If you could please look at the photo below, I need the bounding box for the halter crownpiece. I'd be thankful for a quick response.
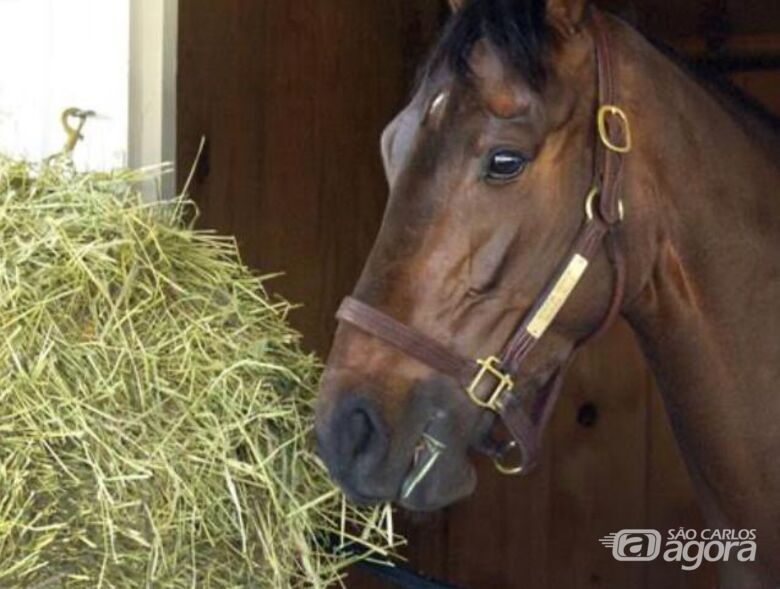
[336,8,631,477]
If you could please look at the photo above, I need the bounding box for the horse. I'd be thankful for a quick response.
[314,0,780,586]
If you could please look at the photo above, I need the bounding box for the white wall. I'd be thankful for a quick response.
[129,0,178,197]
[0,0,130,169]
[0,0,177,193]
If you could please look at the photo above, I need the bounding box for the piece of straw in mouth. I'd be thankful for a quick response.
[0,155,397,588]
[400,434,447,500]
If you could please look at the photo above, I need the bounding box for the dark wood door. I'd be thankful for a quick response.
[177,0,446,355]
[178,2,779,587]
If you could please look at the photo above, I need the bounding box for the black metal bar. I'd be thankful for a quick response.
[692,53,780,73]
[321,532,466,589]
[355,560,467,589]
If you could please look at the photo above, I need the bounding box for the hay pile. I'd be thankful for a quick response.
[0,157,396,588]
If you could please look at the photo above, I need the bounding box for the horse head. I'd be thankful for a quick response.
[316,0,631,511]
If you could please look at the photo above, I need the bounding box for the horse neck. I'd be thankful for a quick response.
[613,20,780,580]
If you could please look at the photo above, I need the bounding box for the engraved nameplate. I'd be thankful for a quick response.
[526,254,589,339]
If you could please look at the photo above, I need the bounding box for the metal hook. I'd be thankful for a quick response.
[61,107,96,154]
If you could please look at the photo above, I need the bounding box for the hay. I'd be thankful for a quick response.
[0,156,398,588]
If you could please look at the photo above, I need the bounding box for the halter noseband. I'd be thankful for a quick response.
[336,9,631,476]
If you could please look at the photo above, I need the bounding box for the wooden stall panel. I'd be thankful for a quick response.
[177,0,444,355]
[546,322,649,589]
[732,70,780,117]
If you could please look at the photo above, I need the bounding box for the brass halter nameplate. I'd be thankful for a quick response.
[526,254,590,339]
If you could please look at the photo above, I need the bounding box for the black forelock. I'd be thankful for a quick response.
[428,0,549,89]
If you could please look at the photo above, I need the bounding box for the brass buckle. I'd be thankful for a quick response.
[466,356,514,411]
[598,105,632,154]
[492,440,526,476]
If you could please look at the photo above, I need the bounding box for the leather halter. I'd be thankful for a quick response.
[336,9,631,476]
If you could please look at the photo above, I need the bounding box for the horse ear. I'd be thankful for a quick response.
[545,0,589,36]
[448,0,465,13]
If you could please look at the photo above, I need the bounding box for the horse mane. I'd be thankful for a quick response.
[427,0,549,89]
[423,0,780,143]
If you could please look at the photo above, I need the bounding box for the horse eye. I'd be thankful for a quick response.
[485,149,527,182]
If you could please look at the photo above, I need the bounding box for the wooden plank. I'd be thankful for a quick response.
[177,0,444,356]
[443,457,551,588]
[545,322,648,589]
[600,0,780,39]
[731,70,780,115]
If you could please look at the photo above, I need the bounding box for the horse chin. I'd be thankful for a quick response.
[330,451,476,512]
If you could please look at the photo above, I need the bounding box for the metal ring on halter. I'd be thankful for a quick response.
[585,187,625,223]
[585,187,600,221]
[492,440,526,476]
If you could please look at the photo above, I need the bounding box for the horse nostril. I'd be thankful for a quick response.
[328,397,388,473]
[347,409,372,457]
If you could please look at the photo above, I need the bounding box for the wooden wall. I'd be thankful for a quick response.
[177,0,446,355]
[177,2,779,587]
